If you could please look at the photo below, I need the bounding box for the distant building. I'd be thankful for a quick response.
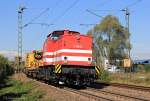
[104,58,120,72]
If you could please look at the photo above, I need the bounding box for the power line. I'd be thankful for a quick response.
[125,0,143,8]
[44,0,65,22]
[43,0,80,36]
[51,0,80,23]
[88,0,143,14]
[85,0,116,18]
[51,0,65,14]
[80,24,98,26]
[26,23,54,27]
[24,8,49,27]
[80,23,98,35]
[46,0,63,19]
[23,22,53,28]
[90,9,121,12]
[86,9,103,18]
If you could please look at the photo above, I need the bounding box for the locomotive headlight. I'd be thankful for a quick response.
[88,58,92,64]
[64,56,68,64]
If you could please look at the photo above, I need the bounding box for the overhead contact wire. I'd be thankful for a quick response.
[51,0,80,24]
[126,0,143,8]
[24,8,49,27]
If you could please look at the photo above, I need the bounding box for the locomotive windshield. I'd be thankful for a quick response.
[49,31,64,40]
[51,34,60,40]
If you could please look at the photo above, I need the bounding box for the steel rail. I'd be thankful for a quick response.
[27,75,150,101]
[87,87,150,101]
[96,82,150,92]
[63,87,114,101]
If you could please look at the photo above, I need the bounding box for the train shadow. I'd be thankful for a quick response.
[43,80,87,90]
[87,82,110,89]
[66,85,87,90]
[63,82,109,90]
[30,77,109,90]
[42,80,109,90]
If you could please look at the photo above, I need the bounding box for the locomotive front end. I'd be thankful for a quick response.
[42,30,100,86]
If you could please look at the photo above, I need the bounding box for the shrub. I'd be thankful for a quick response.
[0,55,14,82]
[144,65,150,72]
[99,69,110,82]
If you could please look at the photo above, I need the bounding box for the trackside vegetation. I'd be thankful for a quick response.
[0,80,45,101]
[0,55,46,101]
[0,55,14,83]
[98,65,150,87]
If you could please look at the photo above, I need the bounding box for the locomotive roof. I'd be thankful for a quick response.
[47,30,80,37]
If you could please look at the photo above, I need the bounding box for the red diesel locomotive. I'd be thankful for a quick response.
[25,30,101,86]
[43,30,92,65]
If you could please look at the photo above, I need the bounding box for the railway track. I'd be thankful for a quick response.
[63,87,114,101]
[86,87,150,101]
[35,80,114,101]
[95,82,150,92]
[28,76,150,101]
[63,87,150,101]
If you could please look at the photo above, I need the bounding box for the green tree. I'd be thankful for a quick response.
[88,15,131,66]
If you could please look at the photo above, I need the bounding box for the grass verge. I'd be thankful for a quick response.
[98,72,150,87]
[0,79,44,101]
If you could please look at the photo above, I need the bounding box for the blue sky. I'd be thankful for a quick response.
[0,0,149,60]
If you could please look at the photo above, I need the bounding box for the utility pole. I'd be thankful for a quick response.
[122,8,132,74]
[122,8,130,59]
[18,5,26,72]
[17,6,51,73]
